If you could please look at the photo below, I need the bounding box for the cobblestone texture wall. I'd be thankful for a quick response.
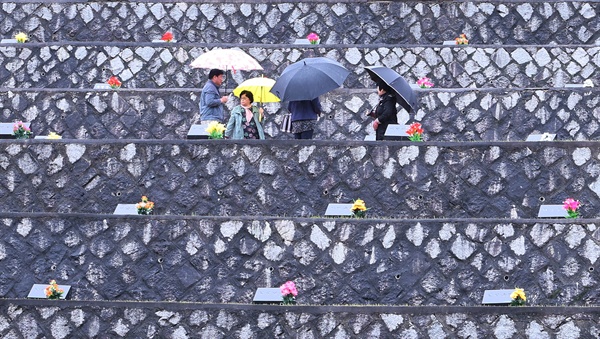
[0,215,599,306]
[1,141,600,218]
[2,88,599,141]
[0,45,599,89]
[1,301,599,338]
[1,2,599,45]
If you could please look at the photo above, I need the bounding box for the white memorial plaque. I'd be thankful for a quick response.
[0,122,30,139]
[93,83,112,90]
[384,124,410,141]
[565,84,585,88]
[152,39,177,43]
[538,205,568,218]
[0,39,18,44]
[481,289,513,305]
[325,203,354,217]
[187,124,210,139]
[526,133,556,141]
[113,204,138,215]
[442,41,456,45]
[364,135,376,141]
[252,288,281,304]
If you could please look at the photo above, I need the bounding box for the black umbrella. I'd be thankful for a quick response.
[270,57,350,101]
[365,66,418,113]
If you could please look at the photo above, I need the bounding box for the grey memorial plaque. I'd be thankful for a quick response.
[93,83,112,90]
[187,124,210,139]
[325,203,354,217]
[113,204,138,215]
[253,288,281,304]
[0,122,31,139]
[384,124,410,141]
[481,289,513,305]
[28,284,71,299]
[538,205,568,218]
[526,133,556,141]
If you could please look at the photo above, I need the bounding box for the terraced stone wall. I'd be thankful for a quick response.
[0,45,598,89]
[1,215,599,306]
[1,301,599,338]
[0,2,598,45]
[2,141,600,218]
[1,88,599,141]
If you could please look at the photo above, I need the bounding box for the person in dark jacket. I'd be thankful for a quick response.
[366,82,398,140]
[288,97,322,139]
[200,69,229,123]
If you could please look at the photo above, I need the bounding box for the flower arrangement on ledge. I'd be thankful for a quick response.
[307,32,319,44]
[351,199,368,218]
[15,32,28,43]
[136,196,154,215]
[13,121,32,139]
[206,121,226,139]
[107,76,122,89]
[406,122,424,141]
[563,198,580,218]
[510,287,526,306]
[455,33,468,45]
[417,77,434,89]
[161,32,174,42]
[45,280,64,300]
[280,281,298,305]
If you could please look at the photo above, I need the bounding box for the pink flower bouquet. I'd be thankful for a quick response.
[417,77,434,89]
[563,198,580,218]
[280,280,298,305]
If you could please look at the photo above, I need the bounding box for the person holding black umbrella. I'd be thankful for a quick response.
[288,97,322,139]
[366,82,398,140]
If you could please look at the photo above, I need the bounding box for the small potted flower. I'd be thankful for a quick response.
[563,198,581,218]
[280,281,298,305]
[351,199,368,218]
[510,287,526,306]
[455,33,468,45]
[13,121,32,139]
[136,196,154,215]
[45,280,64,300]
[107,76,122,89]
[417,77,434,89]
[307,32,319,45]
[406,122,424,141]
[15,32,28,43]
[206,121,226,139]
[583,79,594,88]
[161,32,174,42]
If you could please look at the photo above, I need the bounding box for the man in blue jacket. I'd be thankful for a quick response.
[200,69,229,123]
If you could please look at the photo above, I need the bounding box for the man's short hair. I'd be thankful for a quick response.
[377,81,392,93]
[208,69,225,79]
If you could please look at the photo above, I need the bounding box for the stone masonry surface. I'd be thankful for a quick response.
[1,141,600,219]
[1,88,600,141]
[0,45,599,89]
[1,301,600,338]
[0,2,599,45]
[1,214,599,306]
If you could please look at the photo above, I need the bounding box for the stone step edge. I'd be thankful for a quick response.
[1,298,598,315]
[1,87,597,93]
[0,212,588,224]
[1,41,598,48]
[1,139,600,147]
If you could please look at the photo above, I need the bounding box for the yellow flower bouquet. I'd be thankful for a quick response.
[351,199,368,218]
[510,287,526,306]
[206,121,226,139]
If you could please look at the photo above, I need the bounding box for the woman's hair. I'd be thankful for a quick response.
[240,90,254,103]
[377,82,392,93]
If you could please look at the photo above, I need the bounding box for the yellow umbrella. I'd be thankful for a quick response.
[233,76,280,104]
